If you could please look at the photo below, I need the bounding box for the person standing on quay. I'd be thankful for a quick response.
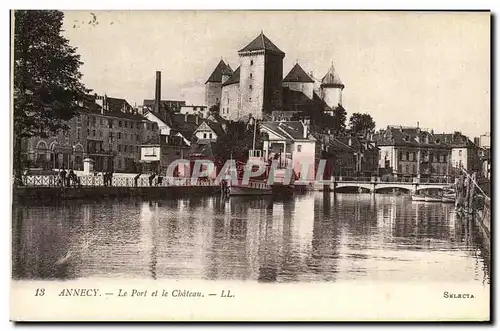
[60,166,67,187]
[67,169,74,187]
[149,172,156,186]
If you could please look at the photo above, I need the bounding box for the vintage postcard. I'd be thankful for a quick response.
[10,10,491,322]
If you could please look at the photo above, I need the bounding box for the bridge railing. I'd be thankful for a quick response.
[331,176,452,184]
[21,175,218,188]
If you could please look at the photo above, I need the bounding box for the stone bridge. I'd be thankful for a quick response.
[327,177,451,194]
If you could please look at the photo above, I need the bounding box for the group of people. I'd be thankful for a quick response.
[58,167,80,187]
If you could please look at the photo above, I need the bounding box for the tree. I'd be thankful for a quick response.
[349,112,376,138]
[213,120,264,166]
[209,103,220,115]
[13,10,89,184]
[332,104,347,135]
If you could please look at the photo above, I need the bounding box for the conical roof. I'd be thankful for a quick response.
[283,63,314,83]
[321,63,344,88]
[206,60,233,84]
[223,64,233,75]
[238,32,285,55]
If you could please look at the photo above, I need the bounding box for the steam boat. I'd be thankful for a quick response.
[228,119,294,196]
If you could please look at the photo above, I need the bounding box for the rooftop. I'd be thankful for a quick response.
[283,63,314,83]
[321,63,344,88]
[206,60,234,84]
[238,32,285,56]
[222,66,240,86]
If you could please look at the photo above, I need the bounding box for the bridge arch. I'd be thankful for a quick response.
[373,185,412,193]
[334,183,373,192]
[415,185,448,193]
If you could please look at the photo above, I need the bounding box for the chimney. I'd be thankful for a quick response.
[155,71,161,114]
[184,113,188,122]
[301,120,308,138]
[417,121,419,128]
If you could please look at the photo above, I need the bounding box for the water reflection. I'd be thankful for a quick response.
[12,194,490,284]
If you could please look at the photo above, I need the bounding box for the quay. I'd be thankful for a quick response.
[14,174,220,202]
[13,185,219,202]
[14,173,454,201]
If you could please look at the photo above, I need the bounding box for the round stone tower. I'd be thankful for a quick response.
[320,63,345,109]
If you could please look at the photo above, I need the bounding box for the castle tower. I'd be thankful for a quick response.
[238,32,285,120]
[320,63,345,109]
[282,63,315,100]
[205,60,233,110]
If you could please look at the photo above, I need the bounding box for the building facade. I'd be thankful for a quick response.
[180,105,209,118]
[24,94,158,173]
[374,126,453,179]
[205,60,233,110]
[433,132,482,175]
[261,121,317,181]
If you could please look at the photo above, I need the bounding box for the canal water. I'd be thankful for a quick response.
[12,193,490,284]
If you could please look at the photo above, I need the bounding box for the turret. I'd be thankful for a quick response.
[320,62,345,109]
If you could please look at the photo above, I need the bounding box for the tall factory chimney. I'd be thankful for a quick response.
[154,71,161,114]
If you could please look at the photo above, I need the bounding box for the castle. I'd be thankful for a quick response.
[205,31,345,121]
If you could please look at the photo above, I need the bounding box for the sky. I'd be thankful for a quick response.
[61,11,490,138]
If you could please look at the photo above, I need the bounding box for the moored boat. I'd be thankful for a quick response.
[229,180,273,196]
[411,195,426,202]
[441,196,455,203]
[424,196,442,202]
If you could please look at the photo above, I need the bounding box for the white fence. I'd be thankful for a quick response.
[22,175,217,188]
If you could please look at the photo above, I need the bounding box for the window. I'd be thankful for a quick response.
[409,152,414,161]
[109,132,114,143]
[119,121,122,127]
[250,60,254,65]
[249,97,252,102]
[249,85,252,90]
[77,128,81,139]
[399,151,403,161]
[118,132,121,139]
[136,134,139,141]
[209,133,213,139]
[297,144,302,152]
[108,143,112,151]
[108,120,113,129]
[118,145,121,152]
[125,121,128,128]
[406,152,409,161]
[203,133,207,139]
[87,129,90,136]
[100,118,104,125]
[92,130,96,136]
[444,154,447,163]
[458,150,462,156]
[250,73,253,78]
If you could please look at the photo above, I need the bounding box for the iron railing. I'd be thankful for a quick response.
[21,175,218,188]
[330,176,451,184]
